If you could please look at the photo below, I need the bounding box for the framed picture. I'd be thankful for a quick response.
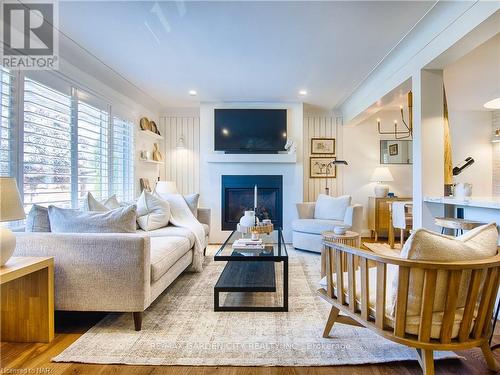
[310,157,336,178]
[311,138,335,154]
[388,143,399,156]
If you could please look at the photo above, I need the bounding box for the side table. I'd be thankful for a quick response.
[321,231,361,278]
[1,256,54,343]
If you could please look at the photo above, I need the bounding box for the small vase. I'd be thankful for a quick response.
[239,211,256,227]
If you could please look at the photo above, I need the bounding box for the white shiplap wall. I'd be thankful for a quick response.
[161,116,200,194]
[303,115,343,202]
[493,110,500,196]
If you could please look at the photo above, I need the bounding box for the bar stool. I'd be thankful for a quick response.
[434,217,485,236]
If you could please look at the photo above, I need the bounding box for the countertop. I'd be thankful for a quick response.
[424,196,500,210]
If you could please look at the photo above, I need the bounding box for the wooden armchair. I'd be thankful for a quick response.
[318,241,500,375]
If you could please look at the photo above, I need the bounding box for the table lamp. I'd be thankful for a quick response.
[155,181,178,194]
[371,167,394,198]
[0,177,25,265]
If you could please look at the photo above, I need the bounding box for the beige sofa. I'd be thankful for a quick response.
[14,208,210,331]
[292,202,363,253]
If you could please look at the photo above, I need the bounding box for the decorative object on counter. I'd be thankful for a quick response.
[140,178,152,192]
[140,117,150,131]
[311,138,335,154]
[150,121,160,136]
[371,166,393,198]
[155,181,178,194]
[454,182,472,199]
[377,91,413,139]
[152,143,163,161]
[0,177,26,265]
[310,157,337,178]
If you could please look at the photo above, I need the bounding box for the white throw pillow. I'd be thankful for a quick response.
[183,193,200,217]
[136,190,171,231]
[48,205,137,233]
[102,195,121,210]
[389,223,499,318]
[314,194,351,221]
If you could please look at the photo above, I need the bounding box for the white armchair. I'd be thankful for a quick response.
[292,196,363,253]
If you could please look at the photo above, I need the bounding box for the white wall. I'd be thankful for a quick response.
[199,102,303,243]
[343,110,413,236]
[448,110,493,197]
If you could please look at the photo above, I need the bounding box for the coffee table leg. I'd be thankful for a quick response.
[283,258,288,312]
[214,289,220,311]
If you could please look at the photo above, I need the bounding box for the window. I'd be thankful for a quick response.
[1,70,137,211]
[0,67,14,176]
[23,77,72,209]
[111,116,134,201]
[77,100,109,204]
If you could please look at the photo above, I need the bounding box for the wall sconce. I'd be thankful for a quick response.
[176,136,185,149]
[492,129,500,143]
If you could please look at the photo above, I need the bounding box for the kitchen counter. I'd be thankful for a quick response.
[424,196,500,210]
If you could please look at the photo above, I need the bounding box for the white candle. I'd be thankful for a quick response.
[254,185,257,210]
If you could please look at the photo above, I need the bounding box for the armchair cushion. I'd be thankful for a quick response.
[292,219,344,235]
[393,223,499,318]
[314,194,351,221]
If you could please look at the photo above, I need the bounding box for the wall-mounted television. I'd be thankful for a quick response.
[214,109,287,153]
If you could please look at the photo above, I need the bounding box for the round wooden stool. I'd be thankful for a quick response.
[322,230,361,248]
[434,217,485,236]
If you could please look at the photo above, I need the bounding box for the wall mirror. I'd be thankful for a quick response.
[380,140,413,164]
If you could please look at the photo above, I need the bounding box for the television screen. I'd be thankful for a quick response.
[214,109,287,152]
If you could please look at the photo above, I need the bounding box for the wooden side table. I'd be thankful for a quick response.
[1,257,54,343]
[321,231,360,278]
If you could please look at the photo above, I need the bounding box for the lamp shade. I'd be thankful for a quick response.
[155,181,178,194]
[0,177,25,222]
[371,167,394,182]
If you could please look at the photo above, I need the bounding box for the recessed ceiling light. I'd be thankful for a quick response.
[299,90,307,96]
[189,90,197,96]
[484,97,500,109]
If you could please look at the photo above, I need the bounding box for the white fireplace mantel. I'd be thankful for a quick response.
[205,153,296,164]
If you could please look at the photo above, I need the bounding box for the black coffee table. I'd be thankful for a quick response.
[214,229,288,312]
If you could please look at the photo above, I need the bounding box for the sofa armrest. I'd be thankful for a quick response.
[296,202,315,219]
[344,204,363,235]
[14,232,151,312]
[197,208,211,228]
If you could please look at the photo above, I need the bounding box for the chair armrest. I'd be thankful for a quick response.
[197,208,211,228]
[343,204,363,234]
[14,232,151,312]
[296,202,315,219]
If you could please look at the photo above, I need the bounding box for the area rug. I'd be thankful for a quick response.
[53,248,458,366]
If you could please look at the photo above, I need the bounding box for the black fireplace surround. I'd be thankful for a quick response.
[221,175,283,231]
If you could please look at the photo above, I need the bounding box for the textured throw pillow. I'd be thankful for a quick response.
[82,192,108,212]
[183,193,200,217]
[48,205,137,233]
[314,194,351,221]
[389,223,499,318]
[25,205,51,232]
[102,195,121,210]
[136,190,171,231]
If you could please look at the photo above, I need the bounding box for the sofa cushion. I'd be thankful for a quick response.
[138,225,196,248]
[150,236,191,282]
[292,219,344,235]
[314,194,351,221]
[48,205,137,233]
[136,190,171,231]
[25,205,51,232]
[183,193,200,217]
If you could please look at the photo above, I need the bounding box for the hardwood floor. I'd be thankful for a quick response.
[2,244,499,374]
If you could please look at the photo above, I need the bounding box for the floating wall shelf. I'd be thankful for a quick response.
[139,159,164,165]
[140,129,164,140]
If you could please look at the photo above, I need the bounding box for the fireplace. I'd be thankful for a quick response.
[221,175,283,230]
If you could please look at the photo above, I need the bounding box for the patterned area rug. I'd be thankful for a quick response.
[53,248,458,366]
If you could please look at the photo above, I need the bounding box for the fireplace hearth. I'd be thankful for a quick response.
[221,175,283,231]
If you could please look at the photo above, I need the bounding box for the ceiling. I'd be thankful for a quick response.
[444,33,500,112]
[58,1,436,109]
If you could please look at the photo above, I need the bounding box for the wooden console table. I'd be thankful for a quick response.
[368,196,411,241]
[1,257,54,343]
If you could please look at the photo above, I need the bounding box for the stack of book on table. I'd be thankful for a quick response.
[232,238,264,250]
